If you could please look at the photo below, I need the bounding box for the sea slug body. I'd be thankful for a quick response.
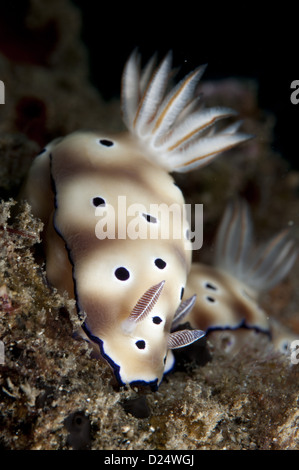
[22,51,251,388]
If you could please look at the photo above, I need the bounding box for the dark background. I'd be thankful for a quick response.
[72,1,299,170]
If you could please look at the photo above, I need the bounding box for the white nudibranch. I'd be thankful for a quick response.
[22,51,251,389]
[185,199,298,351]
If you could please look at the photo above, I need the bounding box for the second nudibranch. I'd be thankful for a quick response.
[22,51,251,389]
[184,199,298,352]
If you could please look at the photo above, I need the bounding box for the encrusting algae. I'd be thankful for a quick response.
[0,0,299,450]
